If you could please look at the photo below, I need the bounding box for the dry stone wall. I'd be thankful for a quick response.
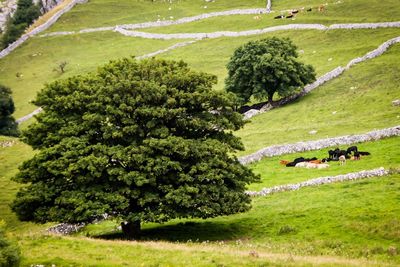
[238,126,400,165]
[246,167,389,197]
[115,22,400,40]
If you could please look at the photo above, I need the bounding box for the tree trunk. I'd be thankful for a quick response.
[267,93,276,107]
[121,220,141,240]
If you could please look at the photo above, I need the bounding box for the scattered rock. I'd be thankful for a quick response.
[392,99,400,106]
[0,140,16,148]
[309,130,318,135]
[332,111,337,115]
[243,109,260,120]
[47,223,85,235]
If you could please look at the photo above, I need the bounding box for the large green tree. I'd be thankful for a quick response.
[225,37,316,106]
[0,85,19,137]
[12,58,259,239]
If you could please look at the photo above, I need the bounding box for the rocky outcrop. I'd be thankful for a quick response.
[0,0,17,31]
[33,0,63,13]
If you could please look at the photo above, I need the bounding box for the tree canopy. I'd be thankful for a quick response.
[12,57,259,239]
[225,37,316,106]
[0,85,19,137]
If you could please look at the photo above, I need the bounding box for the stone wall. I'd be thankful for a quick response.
[0,0,87,59]
[246,167,389,197]
[238,126,400,165]
[116,22,400,40]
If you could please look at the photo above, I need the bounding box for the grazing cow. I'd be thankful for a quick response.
[295,162,308,168]
[359,151,371,156]
[291,10,299,14]
[280,160,290,165]
[274,15,284,19]
[317,163,329,169]
[305,163,318,169]
[307,8,312,11]
[346,146,358,155]
[339,155,346,165]
[286,14,294,18]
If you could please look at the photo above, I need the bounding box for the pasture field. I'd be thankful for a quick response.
[1,28,399,120]
[0,0,399,265]
[1,135,399,266]
[143,0,400,34]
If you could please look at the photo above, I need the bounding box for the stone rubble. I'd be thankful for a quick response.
[0,140,16,147]
[238,126,400,165]
[246,167,389,197]
[0,0,17,31]
[47,222,86,235]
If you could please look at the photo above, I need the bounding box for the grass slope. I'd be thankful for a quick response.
[17,174,400,266]
[0,32,184,118]
[45,0,265,32]
[143,0,400,34]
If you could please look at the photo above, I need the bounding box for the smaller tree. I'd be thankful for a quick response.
[0,85,19,137]
[53,61,68,74]
[225,37,316,106]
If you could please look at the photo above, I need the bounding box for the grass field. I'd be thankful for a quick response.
[0,32,184,118]
[45,0,265,32]
[1,135,399,265]
[142,0,400,34]
[1,28,399,120]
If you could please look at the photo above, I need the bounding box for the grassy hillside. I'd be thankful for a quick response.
[235,43,400,154]
[1,28,399,119]
[1,135,399,265]
[143,0,400,34]
[0,33,183,118]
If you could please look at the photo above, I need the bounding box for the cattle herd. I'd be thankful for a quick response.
[274,5,325,20]
[280,146,371,169]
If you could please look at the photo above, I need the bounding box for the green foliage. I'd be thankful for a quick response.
[225,37,316,105]
[12,58,259,236]
[1,0,40,49]
[0,85,19,137]
[0,221,20,267]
